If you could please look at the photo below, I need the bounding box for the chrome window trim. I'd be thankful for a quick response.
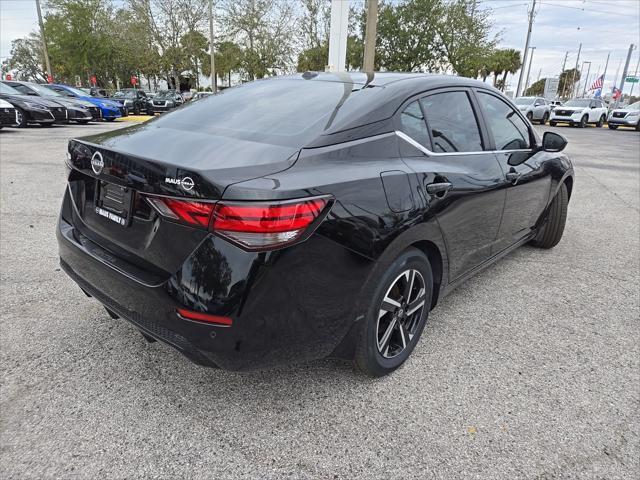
[395,130,533,156]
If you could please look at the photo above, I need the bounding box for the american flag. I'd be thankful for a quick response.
[589,74,604,91]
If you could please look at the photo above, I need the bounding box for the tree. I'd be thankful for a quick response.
[297,44,328,72]
[559,68,581,98]
[220,0,297,80]
[375,0,445,72]
[128,0,209,88]
[438,0,497,77]
[4,34,48,82]
[207,41,242,87]
[181,30,209,89]
[525,78,544,96]
[496,48,522,91]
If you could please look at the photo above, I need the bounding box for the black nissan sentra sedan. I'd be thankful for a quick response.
[57,73,573,376]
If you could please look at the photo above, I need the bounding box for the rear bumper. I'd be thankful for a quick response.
[56,194,372,370]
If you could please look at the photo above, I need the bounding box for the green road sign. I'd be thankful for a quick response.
[625,76,639,83]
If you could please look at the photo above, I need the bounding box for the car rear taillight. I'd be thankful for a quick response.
[145,195,331,251]
[146,197,215,228]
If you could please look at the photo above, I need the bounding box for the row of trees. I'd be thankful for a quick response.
[3,0,527,92]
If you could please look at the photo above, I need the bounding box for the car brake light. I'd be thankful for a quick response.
[145,195,331,250]
[146,197,215,228]
[210,197,330,250]
[176,308,232,326]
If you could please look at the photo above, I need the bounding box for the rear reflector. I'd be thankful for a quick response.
[176,308,233,326]
[145,195,331,251]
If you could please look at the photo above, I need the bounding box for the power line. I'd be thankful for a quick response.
[542,2,631,17]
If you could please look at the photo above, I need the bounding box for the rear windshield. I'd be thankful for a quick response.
[514,97,534,105]
[565,99,590,107]
[151,78,375,147]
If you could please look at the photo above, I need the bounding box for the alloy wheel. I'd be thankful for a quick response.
[376,269,427,359]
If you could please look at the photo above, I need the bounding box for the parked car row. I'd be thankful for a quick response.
[514,95,639,131]
[0,79,194,128]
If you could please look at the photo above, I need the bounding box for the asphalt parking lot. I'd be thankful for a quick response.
[1,122,638,479]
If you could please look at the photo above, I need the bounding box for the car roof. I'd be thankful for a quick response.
[272,72,497,136]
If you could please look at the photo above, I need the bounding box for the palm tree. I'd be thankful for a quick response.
[498,49,522,92]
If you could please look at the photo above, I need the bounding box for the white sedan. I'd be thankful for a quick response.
[550,98,608,128]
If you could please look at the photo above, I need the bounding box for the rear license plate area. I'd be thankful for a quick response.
[95,181,133,226]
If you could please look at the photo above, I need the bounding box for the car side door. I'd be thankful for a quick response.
[474,89,552,252]
[397,89,506,282]
[533,97,544,119]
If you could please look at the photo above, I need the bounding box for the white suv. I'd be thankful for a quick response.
[550,98,608,128]
[514,96,551,125]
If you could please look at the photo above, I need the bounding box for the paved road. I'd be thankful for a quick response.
[1,122,638,479]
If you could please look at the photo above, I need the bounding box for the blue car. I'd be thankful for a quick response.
[44,84,123,121]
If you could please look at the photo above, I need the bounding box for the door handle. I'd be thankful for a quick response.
[426,181,453,196]
[506,172,521,184]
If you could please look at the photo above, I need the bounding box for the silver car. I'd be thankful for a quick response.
[608,101,640,131]
[514,96,551,125]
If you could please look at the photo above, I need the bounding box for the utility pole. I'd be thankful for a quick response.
[363,0,379,71]
[536,67,542,82]
[35,0,53,82]
[524,46,536,94]
[617,43,635,105]
[570,42,582,98]
[559,51,569,98]
[602,51,610,91]
[516,0,537,97]
[209,0,217,93]
[581,61,591,97]
[628,54,639,98]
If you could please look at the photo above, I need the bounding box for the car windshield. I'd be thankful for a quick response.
[113,91,136,99]
[565,99,591,107]
[25,83,64,97]
[155,91,174,99]
[60,86,90,97]
[152,78,379,147]
[514,97,534,105]
[0,83,25,95]
[626,101,640,110]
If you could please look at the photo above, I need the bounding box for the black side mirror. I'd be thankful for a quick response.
[541,131,567,152]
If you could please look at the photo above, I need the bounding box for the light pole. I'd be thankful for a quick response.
[35,0,53,82]
[209,0,217,93]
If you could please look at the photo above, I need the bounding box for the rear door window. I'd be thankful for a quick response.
[419,91,483,153]
[477,92,531,150]
[399,101,429,148]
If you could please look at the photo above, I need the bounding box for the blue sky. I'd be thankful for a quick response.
[1,0,639,93]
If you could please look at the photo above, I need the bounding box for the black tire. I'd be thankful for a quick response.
[539,112,549,125]
[578,115,588,128]
[531,183,568,249]
[636,122,640,132]
[355,248,433,377]
[549,121,557,127]
[526,112,533,122]
[15,108,28,128]
[133,104,140,115]
[608,124,618,130]
[596,115,606,128]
